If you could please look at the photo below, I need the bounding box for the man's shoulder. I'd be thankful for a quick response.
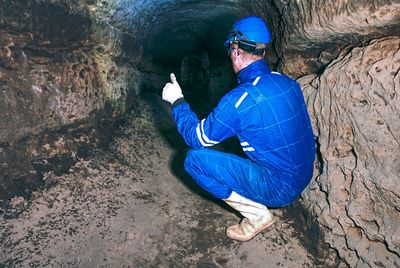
[213,85,250,111]
[266,71,298,86]
[223,84,248,99]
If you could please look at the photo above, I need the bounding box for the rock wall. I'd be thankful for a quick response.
[248,1,400,266]
[1,0,399,266]
[300,35,400,267]
[262,0,400,78]
[0,0,141,199]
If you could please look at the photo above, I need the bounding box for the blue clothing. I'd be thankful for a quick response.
[172,59,315,207]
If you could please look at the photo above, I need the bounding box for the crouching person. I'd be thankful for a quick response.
[162,16,315,241]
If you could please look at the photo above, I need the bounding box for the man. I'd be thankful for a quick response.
[162,16,315,242]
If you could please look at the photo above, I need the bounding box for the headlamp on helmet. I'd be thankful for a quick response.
[224,16,271,56]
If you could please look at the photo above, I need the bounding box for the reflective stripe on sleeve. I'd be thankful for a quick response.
[196,119,219,147]
[241,141,255,152]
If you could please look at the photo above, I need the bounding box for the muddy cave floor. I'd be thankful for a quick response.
[1,94,331,267]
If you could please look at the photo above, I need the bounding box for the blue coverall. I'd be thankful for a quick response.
[172,59,315,207]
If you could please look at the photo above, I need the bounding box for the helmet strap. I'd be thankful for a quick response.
[238,40,265,56]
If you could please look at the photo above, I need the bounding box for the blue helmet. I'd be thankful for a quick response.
[224,16,271,54]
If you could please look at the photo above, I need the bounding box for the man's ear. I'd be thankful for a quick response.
[232,48,240,62]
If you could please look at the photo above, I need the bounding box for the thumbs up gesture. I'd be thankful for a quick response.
[162,73,184,105]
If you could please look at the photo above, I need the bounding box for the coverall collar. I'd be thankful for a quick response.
[237,59,271,84]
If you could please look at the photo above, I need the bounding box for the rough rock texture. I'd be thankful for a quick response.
[251,0,400,77]
[248,1,400,266]
[1,0,399,267]
[300,37,400,267]
[0,0,140,199]
[275,0,400,48]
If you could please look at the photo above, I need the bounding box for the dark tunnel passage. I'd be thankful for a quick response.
[1,0,399,267]
[134,3,271,112]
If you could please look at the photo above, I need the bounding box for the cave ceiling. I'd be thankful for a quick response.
[109,0,251,63]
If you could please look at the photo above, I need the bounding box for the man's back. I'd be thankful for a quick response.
[229,60,315,183]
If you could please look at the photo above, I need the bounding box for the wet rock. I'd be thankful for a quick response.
[301,37,400,267]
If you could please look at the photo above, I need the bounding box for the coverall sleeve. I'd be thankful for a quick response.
[171,96,240,149]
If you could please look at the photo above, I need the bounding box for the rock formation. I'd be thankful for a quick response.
[0,0,399,266]
[0,0,140,198]
[267,1,400,266]
[301,36,400,267]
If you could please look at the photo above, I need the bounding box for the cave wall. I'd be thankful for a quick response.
[246,1,400,266]
[0,0,399,266]
[264,0,400,78]
[0,0,142,198]
[261,1,400,267]
[301,37,400,267]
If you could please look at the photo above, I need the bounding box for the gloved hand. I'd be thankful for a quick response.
[162,73,184,105]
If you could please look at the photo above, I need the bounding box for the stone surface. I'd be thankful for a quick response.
[257,0,400,77]
[0,0,140,199]
[0,0,399,267]
[301,37,400,267]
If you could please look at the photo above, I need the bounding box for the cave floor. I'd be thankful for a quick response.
[1,94,322,267]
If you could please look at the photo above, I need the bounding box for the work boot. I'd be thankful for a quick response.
[223,191,274,241]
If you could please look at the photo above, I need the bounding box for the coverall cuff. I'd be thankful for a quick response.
[171,97,186,108]
[220,190,233,200]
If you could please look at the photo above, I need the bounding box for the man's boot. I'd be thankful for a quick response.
[223,191,274,241]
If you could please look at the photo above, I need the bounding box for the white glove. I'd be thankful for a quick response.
[162,73,184,105]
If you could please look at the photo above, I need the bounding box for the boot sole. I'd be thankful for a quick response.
[227,219,275,242]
